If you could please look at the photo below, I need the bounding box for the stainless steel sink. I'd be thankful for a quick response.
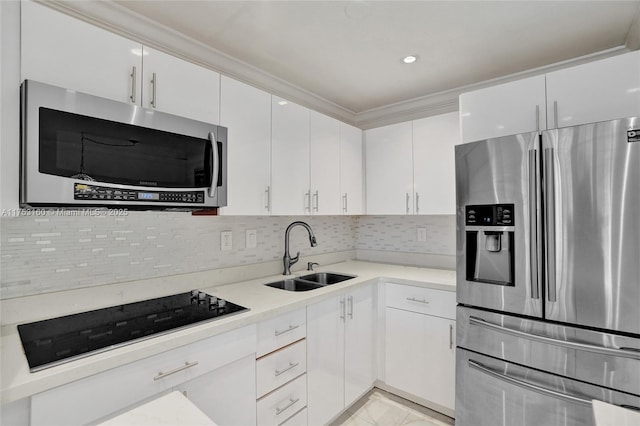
[264,272,357,292]
[297,272,357,285]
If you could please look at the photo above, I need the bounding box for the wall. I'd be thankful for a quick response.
[0,213,357,299]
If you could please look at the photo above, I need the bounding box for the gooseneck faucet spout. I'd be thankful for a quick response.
[283,221,317,275]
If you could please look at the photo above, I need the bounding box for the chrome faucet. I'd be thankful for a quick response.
[283,221,317,275]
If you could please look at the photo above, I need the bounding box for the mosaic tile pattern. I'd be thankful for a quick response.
[0,213,356,299]
[1,213,455,299]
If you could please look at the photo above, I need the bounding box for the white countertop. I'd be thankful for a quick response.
[592,400,640,426]
[0,260,455,403]
[97,391,217,426]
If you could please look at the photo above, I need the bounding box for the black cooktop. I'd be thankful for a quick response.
[17,291,248,372]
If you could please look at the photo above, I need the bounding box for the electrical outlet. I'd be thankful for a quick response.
[221,231,232,251]
[246,229,257,249]
[417,227,427,242]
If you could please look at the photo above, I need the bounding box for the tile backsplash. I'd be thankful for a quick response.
[1,213,455,299]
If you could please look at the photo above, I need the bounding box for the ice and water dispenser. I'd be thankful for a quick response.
[465,204,515,286]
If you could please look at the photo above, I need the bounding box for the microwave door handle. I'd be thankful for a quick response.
[208,132,219,198]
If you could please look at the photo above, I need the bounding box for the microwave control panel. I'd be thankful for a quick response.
[465,204,514,226]
[74,184,205,204]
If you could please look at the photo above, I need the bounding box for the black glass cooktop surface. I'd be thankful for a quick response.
[17,291,248,372]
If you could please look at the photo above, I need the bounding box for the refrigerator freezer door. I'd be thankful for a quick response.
[456,347,640,426]
[543,117,640,335]
[455,132,542,317]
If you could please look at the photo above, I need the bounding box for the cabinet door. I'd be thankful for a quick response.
[21,0,142,104]
[412,112,459,215]
[219,76,272,215]
[385,308,455,412]
[309,111,341,215]
[271,97,311,215]
[340,123,364,215]
[459,75,546,143]
[546,51,640,129]
[178,354,257,426]
[307,296,345,426]
[344,285,375,407]
[141,46,220,124]
[365,122,414,214]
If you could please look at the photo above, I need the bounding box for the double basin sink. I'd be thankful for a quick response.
[265,272,357,292]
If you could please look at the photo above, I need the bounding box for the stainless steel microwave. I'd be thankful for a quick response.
[20,80,227,210]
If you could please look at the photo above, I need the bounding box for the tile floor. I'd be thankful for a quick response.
[330,389,455,426]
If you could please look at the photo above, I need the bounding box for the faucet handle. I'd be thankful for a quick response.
[307,262,319,271]
[290,251,300,265]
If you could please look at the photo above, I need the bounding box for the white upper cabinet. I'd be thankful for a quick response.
[21,0,142,104]
[340,123,364,215]
[271,97,311,215]
[412,112,459,215]
[546,50,640,129]
[459,75,546,143]
[365,122,414,215]
[219,77,272,215]
[141,46,220,124]
[309,111,341,215]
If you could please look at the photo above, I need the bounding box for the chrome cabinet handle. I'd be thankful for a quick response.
[274,324,299,337]
[528,149,541,300]
[406,297,429,304]
[348,296,353,319]
[275,361,300,377]
[340,298,346,321]
[265,186,271,211]
[468,360,591,406]
[342,193,348,213]
[553,100,558,128]
[313,190,319,212]
[405,193,410,214]
[153,361,199,381]
[449,324,454,349]
[130,66,137,103]
[544,148,556,302]
[275,397,300,415]
[304,191,311,212]
[150,72,157,108]
[208,133,219,198]
[469,316,640,359]
[415,192,420,214]
[535,105,540,133]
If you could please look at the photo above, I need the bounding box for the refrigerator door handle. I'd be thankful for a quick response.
[468,359,592,406]
[528,149,541,300]
[544,147,557,302]
[469,316,640,359]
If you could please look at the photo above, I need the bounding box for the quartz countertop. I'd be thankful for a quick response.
[0,260,455,403]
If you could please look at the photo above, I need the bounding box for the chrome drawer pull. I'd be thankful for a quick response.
[275,361,300,377]
[406,297,429,304]
[153,361,198,381]
[274,324,299,337]
[469,316,640,360]
[275,397,300,415]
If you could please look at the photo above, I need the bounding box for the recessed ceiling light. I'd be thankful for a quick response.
[403,55,418,64]
[278,100,288,106]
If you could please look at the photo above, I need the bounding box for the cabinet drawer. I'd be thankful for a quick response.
[280,407,307,426]
[257,309,306,357]
[257,340,307,398]
[31,325,256,426]
[385,283,456,319]
[257,374,307,426]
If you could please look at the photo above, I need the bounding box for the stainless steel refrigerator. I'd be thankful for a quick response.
[454,117,640,425]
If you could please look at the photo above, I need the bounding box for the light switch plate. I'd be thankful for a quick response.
[221,231,232,251]
[246,229,257,249]
[417,227,427,242]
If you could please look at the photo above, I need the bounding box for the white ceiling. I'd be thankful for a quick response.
[57,0,640,127]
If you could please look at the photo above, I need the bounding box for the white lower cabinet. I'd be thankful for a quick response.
[30,325,256,426]
[307,285,375,425]
[257,374,308,426]
[384,283,456,414]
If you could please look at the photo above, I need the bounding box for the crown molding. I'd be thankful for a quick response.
[38,2,635,131]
